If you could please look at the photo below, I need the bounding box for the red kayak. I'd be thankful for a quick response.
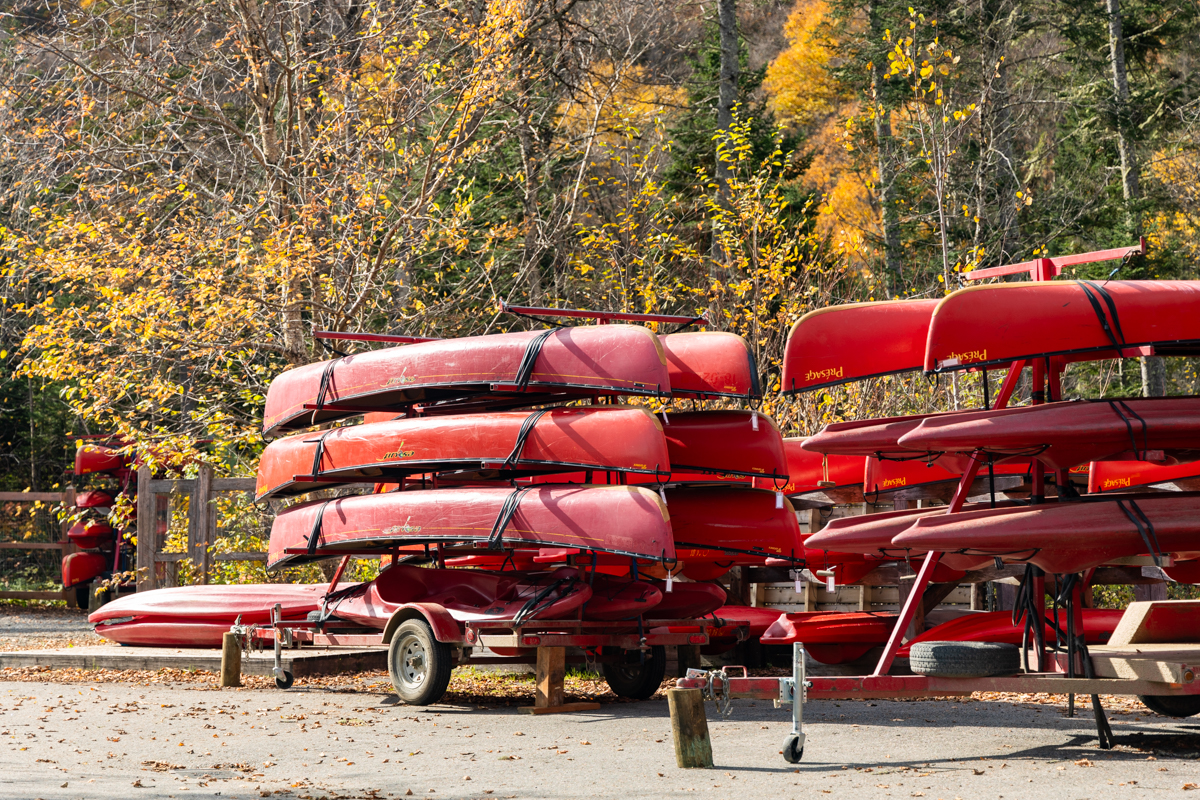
[897,397,1200,471]
[780,439,866,501]
[800,412,976,470]
[91,583,332,647]
[267,485,675,570]
[74,490,115,510]
[656,605,783,654]
[255,407,670,499]
[667,486,804,565]
[1088,459,1200,493]
[897,609,1125,657]
[68,520,116,550]
[782,300,940,393]
[926,280,1200,373]
[893,492,1200,573]
[62,552,109,588]
[263,325,671,437]
[761,611,898,664]
[660,332,759,399]
[75,444,132,478]
[444,550,542,571]
[329,564,594,629]
[1166,559,1200,583]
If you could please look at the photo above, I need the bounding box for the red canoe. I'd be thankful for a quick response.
[893,492,1200,573]
[660,332,759,399]
[263,325,671,437]
[255,407,670,499]
[780,439,866,500]
[782,300,940,393]
[926,280,1200,373]
[75,445,131,478]
[329,564,594,629]
[68,520,116,550]
[864,456,1032,501]
[666,486,804,565]
[800,412,974,467]
[91,583,332,647]
[662,410,787,480]
[1088,459,1200,493]
[897,397,1200,471]
[62,552,109,588]
[267,485,674,570]
[74,490,115,510]
[761,611,898,664]
[897,609,1125,657]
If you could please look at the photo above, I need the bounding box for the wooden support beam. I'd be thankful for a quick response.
[136,467,155,592]
[667,688,714,768]
[220,631,242,687]
[535,646,564,708]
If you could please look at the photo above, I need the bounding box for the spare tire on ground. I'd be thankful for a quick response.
[909,641,1020,678]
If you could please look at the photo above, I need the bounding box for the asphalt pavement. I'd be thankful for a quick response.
[1,677,1198,800]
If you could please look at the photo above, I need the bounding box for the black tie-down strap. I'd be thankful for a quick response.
[1011,563,1047,673]
[306,500,332,556]
[1047,573,1115,749]
[310,356,344,424]
[513,577,582,624]
[1116,498,1164,567]
[502,409,551,470]
[303,428,338,478]
[1106,399,1150,461]
[487,487,532,550]
[1079,280,1128,351]
[513,329,557,390]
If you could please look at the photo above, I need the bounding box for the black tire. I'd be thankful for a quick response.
[782,734,804,764]
[1139,694,1200,718]
[388,618,453,706]
[601,645,666,700]
[72,583,91,610]
[275,670,294,690]
[909,641,1020,678]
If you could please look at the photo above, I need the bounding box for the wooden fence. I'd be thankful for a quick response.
[134,465,261,592]
[0,490,73,602]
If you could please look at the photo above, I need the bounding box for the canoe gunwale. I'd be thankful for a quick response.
[928,337,1200,374]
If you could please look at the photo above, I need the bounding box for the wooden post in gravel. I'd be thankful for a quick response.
[220,631,242,687]
[667,687,713,768]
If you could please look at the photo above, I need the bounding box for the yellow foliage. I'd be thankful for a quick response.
[763,0,846,129]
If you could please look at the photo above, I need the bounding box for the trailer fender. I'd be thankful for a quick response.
[381,603,464,645]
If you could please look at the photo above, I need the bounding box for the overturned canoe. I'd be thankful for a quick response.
[660,331,759,399]
[782,300,940,393]
[864,455,1035,503]
[804,502,1021,556]
[75,444,131,478]
[892,492,1200,573]
[896,609,1124,657]
[1088,459,1200,493]
[667,486,803,564]
[926,280,1200,373]
[897,397,1200,471]
[263,325,671,437]
[267,485,674,570]
[662,410,787,480]
[90,583,332,647]
[781,438,866,501]
[255,407,670,499]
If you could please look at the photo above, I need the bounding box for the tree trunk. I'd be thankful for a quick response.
[1141,356,1167,397]
[711,0,738,274]
[517,105,544,303]
[1106,0,1141,233]
[868,0,901,288]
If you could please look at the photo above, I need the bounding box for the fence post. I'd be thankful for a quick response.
[189,464,214,584]
[136,467,155,592]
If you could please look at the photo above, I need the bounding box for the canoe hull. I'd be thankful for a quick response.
[267,485,675,569]
[663,411,788,480]
[660,332,759,399]
[897,610,1124,657]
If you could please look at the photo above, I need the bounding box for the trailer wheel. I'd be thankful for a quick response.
[275,670,294,690]
[601,646,666,700]
[782,734,804,764]
[1138,694,1200,718]
[388,618,452,706]
[909,641,1020,678]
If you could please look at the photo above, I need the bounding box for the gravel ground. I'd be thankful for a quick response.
[0,604,106,652]
[0,671,1197,800]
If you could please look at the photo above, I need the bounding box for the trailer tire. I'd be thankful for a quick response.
[388,618,452,706]
[909,641,1020,678]
[1138,694,1200,718]
[782,734,804,764]
[275,670,294,690]
[602,646,666,700]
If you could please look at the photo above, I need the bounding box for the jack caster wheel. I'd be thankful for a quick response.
[782,734,804,764]
[275,670,294,690]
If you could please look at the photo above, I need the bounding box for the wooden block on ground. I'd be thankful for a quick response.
[667,687,713,769]
[220,631,242,687]
[534,646,565,708]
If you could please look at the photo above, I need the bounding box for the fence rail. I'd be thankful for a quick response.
[0,490,70,603]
